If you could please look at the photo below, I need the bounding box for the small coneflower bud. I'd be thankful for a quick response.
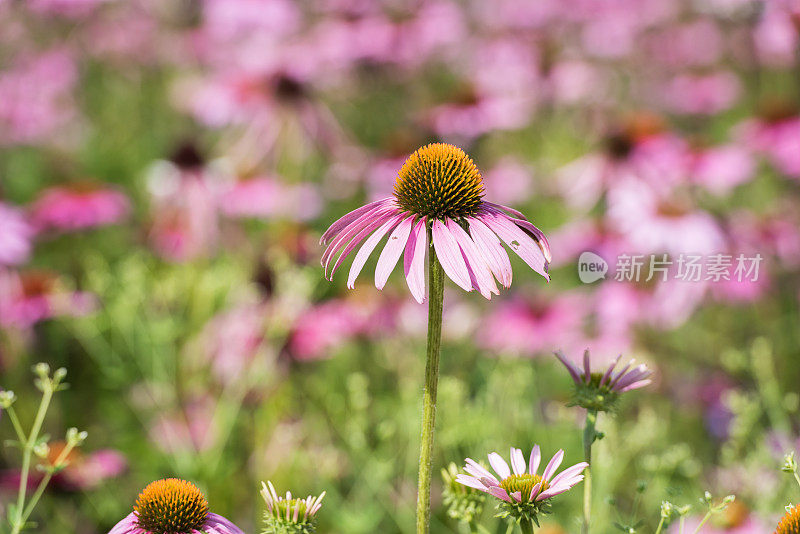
[108,478,244,534]
[441,462,485,523]
[776,504,800,534]
[554,350,652,412]
[260,481,325,534]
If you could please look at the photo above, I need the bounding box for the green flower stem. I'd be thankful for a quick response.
[692,512,712,534]
[582,410,598,534]
[519,519,535,534]
[793,471,800,491]
[19,441,75,524]
[415,236,445,534]
[654,516,666,534]
[11,385,54,534]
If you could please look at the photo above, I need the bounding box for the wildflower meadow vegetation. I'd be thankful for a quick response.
[1,0,800,533]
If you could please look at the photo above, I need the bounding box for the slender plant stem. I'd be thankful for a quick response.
[654,516,666,534]
[519,519,535,534]
[12,386,53,534]
[692,512,712,534]
[5,407,27,443]
[793,472,800,491]
[415,237,445,534]
[19,442,75,523]
[582,410,598,534]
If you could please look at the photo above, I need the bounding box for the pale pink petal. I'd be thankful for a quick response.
[431,219,472,292]
[529,445,541,476]
[554,350,582,384]
[488,486,511,502]
[347,214,403,288]
[467,217,512,287]
[448,218,499,298]
[404,219,428,303]
[322,205,394,272]
[484,202,552,263]
[488,452,511,479]
[328,210,396,278]
[542,449,564,481]
[583,349,591,384]
[510,447,526,475]
[320,199,390,244]
[529,482,542,501]
[465,459,498,484]
[456,474,489,491]
[479,211,549,280]
[375,216,413,289]
[537,477,583,501]
[600,354,621,387]
[510,491,522,502]
[619,379,653,392]
[548,462,589,487]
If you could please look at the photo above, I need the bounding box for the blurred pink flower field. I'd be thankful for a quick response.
[1,0,800,533]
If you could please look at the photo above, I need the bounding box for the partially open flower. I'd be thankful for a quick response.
[554,349,652,412]
[776,504,800,534]
[456,446,587,525]
[321,143,550,303]
[108,478,244,534]
[441,462,485,524]
[260,480,325,534]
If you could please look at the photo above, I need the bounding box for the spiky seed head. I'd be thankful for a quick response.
[134,478,209,534]
[500,474,549,502]
[393,143,484,220]
[776,504,800,534]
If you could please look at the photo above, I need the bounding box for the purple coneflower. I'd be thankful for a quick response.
[321,143,550,534]
[108,479,244,534]
[260,480,325,533]
[456,446,587,531]
[320,142,550,303]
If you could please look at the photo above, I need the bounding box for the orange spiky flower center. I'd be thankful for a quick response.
[776,504,800,534]
[134,479,209,534]
[393,143,484,220]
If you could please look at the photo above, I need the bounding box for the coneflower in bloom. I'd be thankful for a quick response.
[320,143,550,303]
[554,349,652,412]
[108,478,244,534]
[776,504,800,534]
[456,446,587,526]
[260,480,325,534]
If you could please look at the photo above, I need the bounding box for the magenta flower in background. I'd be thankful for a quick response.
[555,349,653,394]
[456,445,587,505]
[220,176,322,222]
[108,479,244,534]
[0,269,96,329]
[31,185,130,232]
[321,143,550,303]
[0,202,35,266]
[661,71,741,116]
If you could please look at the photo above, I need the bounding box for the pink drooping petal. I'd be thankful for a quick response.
[488,486,512,503]
[204,513,246,534]
[467,217,513,287]
[548,462,589,488]
[484,202,552,263]
[347,214,404,288]
[488,452,511,480]
[465,458,499,484]
[431,219,472,292]
[375,215,413,289]
[619,379,653,392]
[448,218,498,299]
[529,481,542,501]
[583,349,591,384]
[542,449,564,481]
[328,210,397,279]
[108,513,137,534]
[537,477,584,501]
[456,474,489,491]
[404,219,428,304]
[320,199,390,244]
[529,445,541,476]
[600,354,622,387]
[479,211,549,280]
[554,350,582,384]
[510,491,523,502]
[510,447,526,475]
[613,365,652,390]
[609,360,634,388]
[322,204,395,272]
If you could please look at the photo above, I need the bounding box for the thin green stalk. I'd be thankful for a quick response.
[5,407,27,444]
[20,442,75,523]
[692,512,712,534]
[679,515,686,534]
[793,472,800,492]
[415,238,445,534]
[654,516,666,534]
[12,386,53,534]
[582,410,598,534]
[519,519,535,534]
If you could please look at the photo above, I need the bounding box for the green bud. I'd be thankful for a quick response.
[0,390,16,408]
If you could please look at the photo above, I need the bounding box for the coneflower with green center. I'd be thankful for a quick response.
[108,478,244,534]
[260,481,325,534]
[321,143,550,534]
[455,446,587,533]
[554,349,652,534]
